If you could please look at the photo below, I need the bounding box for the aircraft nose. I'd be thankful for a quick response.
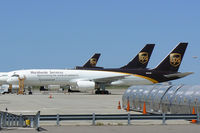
[7,77,18,84]
[0,77,8,84]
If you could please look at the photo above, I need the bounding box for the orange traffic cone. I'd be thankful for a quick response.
[191,107,197,123]
[143,102,147,114]
[126,100,130,112]
[118,101,121,109]
[49,94,53,99]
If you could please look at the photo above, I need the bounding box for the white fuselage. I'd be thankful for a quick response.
[6,69,154,91]
[0,72,9,85]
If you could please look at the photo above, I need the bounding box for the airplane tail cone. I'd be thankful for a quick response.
[126,100,130,112]
[191,107,197,123]
[118,101,121,110]
[143,102,147,115]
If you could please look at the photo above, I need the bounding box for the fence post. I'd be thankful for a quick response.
[4,112,7,127]
[19,114,23,127]
[0,112,2,129]
[57,114,60,126]
[8,113,10,127]
[11,114,14,127]
[128,113,131,125]
[162,113,166,125]
[15,116,18,127]
[92,113,95,126]
[35,111,40,130]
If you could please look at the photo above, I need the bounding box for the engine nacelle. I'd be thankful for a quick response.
[76,81,95,91]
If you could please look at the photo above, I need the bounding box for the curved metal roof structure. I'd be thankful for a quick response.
[122,85,200,114]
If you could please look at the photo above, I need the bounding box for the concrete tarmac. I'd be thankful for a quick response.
[0,89,127,115]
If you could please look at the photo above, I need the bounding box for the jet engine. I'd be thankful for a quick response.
[76,81,95,91]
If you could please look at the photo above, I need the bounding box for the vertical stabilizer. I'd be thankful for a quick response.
[83,53,101,68]
[154,42,188,72]
[121,44,155,69]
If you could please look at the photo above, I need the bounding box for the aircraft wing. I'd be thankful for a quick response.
[91,75,128,84]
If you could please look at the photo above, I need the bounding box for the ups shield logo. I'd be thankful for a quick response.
[139,52,149,64]
[170,53,181,67]
[90,58,97,67]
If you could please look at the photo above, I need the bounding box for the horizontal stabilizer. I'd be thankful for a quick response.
[92,75,129,83]
[164,72,193,78]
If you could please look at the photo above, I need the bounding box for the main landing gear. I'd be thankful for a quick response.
[95,89,109,94]
[68,89,80,92]
[95,84,110,95]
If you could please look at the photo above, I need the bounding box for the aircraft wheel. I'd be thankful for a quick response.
[95,90,100,94]
[95,90,110,95]
[104,90,110,95]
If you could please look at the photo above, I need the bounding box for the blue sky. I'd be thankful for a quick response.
[0,0,200,84]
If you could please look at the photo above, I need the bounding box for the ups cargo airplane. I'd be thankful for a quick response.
[4,43,192,94]
[0,44,154,92]
[3,44,155,93]
[0,53,102,86]
[0,43,153,85]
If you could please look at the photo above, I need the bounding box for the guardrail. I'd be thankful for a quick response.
[37,113,200,125]
[1,112,200,130]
